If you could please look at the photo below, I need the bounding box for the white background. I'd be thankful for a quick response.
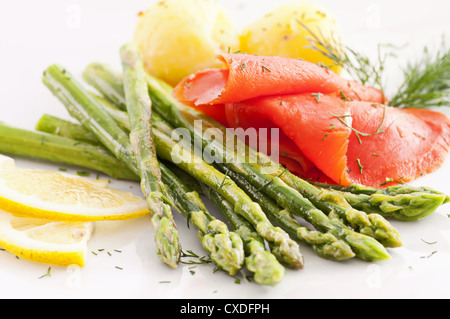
[0,0,449,299]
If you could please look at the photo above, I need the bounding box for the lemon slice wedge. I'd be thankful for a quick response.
[0,155,149,222]
[0,210,94,266]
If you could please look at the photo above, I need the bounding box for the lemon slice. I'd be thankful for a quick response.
[0,210,93,266]
[0,155,149,222]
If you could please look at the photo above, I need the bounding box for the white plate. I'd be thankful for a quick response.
[0,0,449,299]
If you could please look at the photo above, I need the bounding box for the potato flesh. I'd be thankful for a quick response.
[134,0,239,86]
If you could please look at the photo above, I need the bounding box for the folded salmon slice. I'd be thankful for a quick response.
[346,101,450,186]
[225,94,353,184]
[174,53,386,106]
[226,94,450,187]
[174,54,450,187]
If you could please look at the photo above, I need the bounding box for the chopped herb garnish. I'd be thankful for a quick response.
[322,134,328,141]
[280,101,284,105]
[39,267,52,279]
[317,62,330,70]
[421,239,437,245]
[374,104,387,135]
[180,250,212,265]
[420,251,437,259]
[356,158,364,174]
[339,90,353,101]
[329,112,371,144]
[184,82,190,88]
[262,65,272,72]
[58,168,68,172]
[373,153,381,156]
[380,177,394,186]
[257,169,288,191]
[115,266,123,270]
[76,171,90,177]
[217,171,230,191]
[329,124,335,130]
[239,61,247,70]
[311,92,322,102]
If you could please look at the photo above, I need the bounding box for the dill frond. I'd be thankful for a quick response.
[298,20,449,109]
[389,37,450,108]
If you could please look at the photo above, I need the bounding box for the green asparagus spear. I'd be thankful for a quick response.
[82,62,128,111]
[120,42,182,268]
[338,191,447,221]
[0,122,138,181]
[84,62,447,223]
[36,114,102,146]
[314,182,449,218]
[90,92,131,131]
[215,164,355,261]
[199,182,286,286]
[42,63,181,269]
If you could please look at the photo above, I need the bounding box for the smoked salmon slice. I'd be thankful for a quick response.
[225,94,450,187]
[345,101,450,186]
[173,54,450,187]
[173,53,386,106]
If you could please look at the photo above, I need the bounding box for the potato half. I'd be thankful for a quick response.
[134,0,240,86]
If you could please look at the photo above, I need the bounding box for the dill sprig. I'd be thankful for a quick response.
[297,19,395,95]
[389,37,450,108]
[299,19,450,109]
[298,21,450,108]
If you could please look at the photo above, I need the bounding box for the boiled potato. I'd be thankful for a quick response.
[240,1,344,74]
[134,0,240,86]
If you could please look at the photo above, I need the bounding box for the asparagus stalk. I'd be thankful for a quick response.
[82,62,128,111]
[42,63,181,269]
[90,92,131,131]
[199,183,286,286]
[120,42,183,268]
[314,182,449,219]
[214,164,356,261]
[336,191,447,221]
[0,122,139,181]
[36,114,102,146]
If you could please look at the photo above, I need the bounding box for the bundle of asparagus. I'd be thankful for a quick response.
[0,42,448,286]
